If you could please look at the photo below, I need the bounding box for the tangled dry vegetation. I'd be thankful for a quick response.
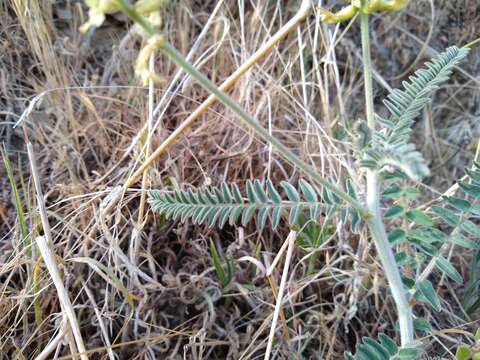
[1,0,479,359]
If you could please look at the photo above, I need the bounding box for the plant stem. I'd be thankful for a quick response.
[360,11,414,346]
[464,37,480,49]
[116,0,369,218]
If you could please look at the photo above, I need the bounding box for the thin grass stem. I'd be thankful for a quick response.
[264,230,296,360]
[27,142,89,360]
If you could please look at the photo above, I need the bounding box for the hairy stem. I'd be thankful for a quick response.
[360,11,414,346]
[116,0,369,218]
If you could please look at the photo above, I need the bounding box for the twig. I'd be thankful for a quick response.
[130,49,156,268]
[264,230,296,360]
[266,236,291,277]
[137,51,155,222]
[266,275,290,340]
[34,317,68,360]
[265,224,292,339]
[27,142,88,360]
[82,281,115,360]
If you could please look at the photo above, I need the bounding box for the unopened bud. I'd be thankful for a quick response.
[318,5,358,24]
[359,0,409,14]
[135,0,167,15]
[319,0,409,24]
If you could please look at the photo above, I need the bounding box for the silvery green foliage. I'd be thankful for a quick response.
[359,46,470,180]
[340,46,474,360]
[148,179,361,231]
[345,334,422,360]
[383,162,480,312]
[147,45,474,360]
[350,163,480,360]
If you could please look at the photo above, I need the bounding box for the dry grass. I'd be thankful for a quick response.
[1,0,480,359]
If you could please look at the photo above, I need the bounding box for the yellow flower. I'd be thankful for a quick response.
[361,0,409,13]
[134,11,162,36]
[319,0,409,24]
[80,0,168,32]
[134,0,167,15]
[147,11,162,28]
[80,0,121,32]
[135,35,165,86]
[319,5,358,24]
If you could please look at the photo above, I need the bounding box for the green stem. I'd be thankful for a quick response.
[464,37,480,49]
[116,0,369,218]
[360,12,414,346]
[114,0,158,35]
[360,18,375,128]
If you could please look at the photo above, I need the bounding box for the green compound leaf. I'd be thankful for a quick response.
[149,179,361,231]
[360,46,469,181]
[458,181,480,199]
[383,46,469,146]
[432,205,460,226]
[443,196,471,212]
[345,334,421,360]
[395,251,409,265]
[383,185,403,199]
[378,334,398,356]
[408,227,447,244]
[465,165,480,183]
[449,233,479,249]
[461,220,480,238]
[398,346,422,360]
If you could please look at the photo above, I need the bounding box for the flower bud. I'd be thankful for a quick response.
[359,0,409,14]
[318,5,358,24]
[318,0,409,24]
[135,0,167,15]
